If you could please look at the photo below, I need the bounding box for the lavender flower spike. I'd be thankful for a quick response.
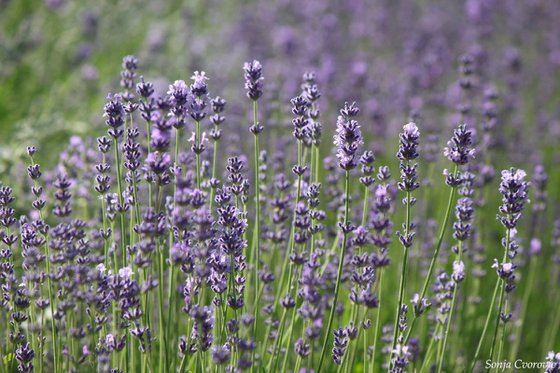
[243,60,264,101]
[443,124,475,165]
[333,102,363,170]
[484,168,530,366]
[391,121,420,369]
[317,102,362,372]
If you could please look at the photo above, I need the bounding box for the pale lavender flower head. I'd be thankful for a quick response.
[167,80,190,107]
[453,197,474,241]
[497,168,530,229]
[452,260,465,283]
[243,60,264,100]
[444,124,475,165]
[333,102,363,170]
[103,95,125,139]
[397,122,420,161]
[532,164,548,213]
[530,238,542,256]
[410,293,430,317]
[120,55,138,99]
[491,259,516,279]
[545,351,560,372]
[397,122,420,195]
[211,344,230,364]
[190,71,209,98]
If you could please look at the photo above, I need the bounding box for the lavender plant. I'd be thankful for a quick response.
[0,39,557,373]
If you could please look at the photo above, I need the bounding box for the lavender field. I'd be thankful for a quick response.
[1,0,560,372]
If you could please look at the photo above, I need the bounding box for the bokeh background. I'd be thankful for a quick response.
[2,0,559,172]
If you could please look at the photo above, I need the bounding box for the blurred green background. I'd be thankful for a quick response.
[0,0,245,170]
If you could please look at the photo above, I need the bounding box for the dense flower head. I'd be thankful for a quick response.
[120,55,138,101]
[453,197,474,241]
[333,102,363,170]
[292,95,310,141]
[396,122,420,162]
[15,342,34,372]
[396,123,420,199]
[332,327,348,365]
[302,72,321,103]
[532,164,548,212]
[452,260,465,283]
[136,76,154,98]
[103,95,125,139]
[444,124,475,165]
[243,60,264,100]
[497,168,530,229]
[167,80,190,107]
[190,71,209,97]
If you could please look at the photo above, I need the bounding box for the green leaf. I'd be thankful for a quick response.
[2,352,14,364]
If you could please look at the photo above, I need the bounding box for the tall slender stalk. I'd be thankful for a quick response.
[252,100,261,323]
[370,268,383,373]
[488,227,509,364]
[436,242,463,373]
[405,164,458,343]
[389,187,411,369]
[195,120,202,190]
[317,170,350,373]
[29,155,59,373]
[472,168,529,370]
[266,137,303,369]
[469,277,501,372]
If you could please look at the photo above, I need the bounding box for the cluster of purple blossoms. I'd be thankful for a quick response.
[444,123,475,186]
[492,168,530,326]
[332,327,348,365]
[333,102,363,171]
[451,197,474,283]
[444,124,475,165]
[120,55,138,102]
[545,352,560,373]
[396,122,420,194]
[496,168,530,233]
[396,122,419,248]
[390,305,411,373]
[243,60,264,101]
[103,96,126,140]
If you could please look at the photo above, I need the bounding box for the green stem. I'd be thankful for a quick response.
[488,227,511,368]
[113,140,127,268]
[470,226,510,372]
[497,296,509,364]
[252,100,261,327]
[389,187,411,370]
[317,170,351,373]
[370,269,383,373]
[166,127,181,369]
[280,292,299,371]
[195,121,201,189]
[361,186,369,227]
[157,242,168,371]
[29,155,58,373]
[420,324,442,373]
[436,242,463,373]
[405,164,459,344]
[469,276,500,372]
[508,213,540,360]
[209,133,219,212]
[262,138,304,363]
